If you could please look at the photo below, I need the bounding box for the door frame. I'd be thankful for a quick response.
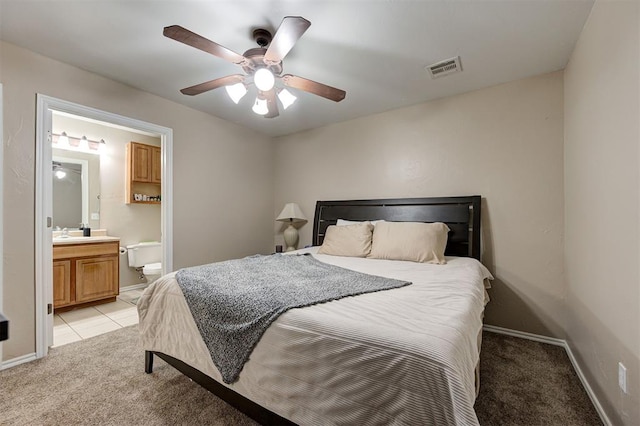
[35,95,174,357]
[0,83,4,365]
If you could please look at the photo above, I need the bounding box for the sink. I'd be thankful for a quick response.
[52,235,120,244]
[53,236,91,242]
[52,228,113,244]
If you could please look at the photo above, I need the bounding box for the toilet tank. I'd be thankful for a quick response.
[127,242,162,267]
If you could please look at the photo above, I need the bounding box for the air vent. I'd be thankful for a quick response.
[426,56,462,79]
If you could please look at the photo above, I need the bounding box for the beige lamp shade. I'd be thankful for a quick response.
[276,203,307,251]
[276,203,307,223]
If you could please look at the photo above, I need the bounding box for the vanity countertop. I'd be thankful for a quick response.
[53,235,120,245]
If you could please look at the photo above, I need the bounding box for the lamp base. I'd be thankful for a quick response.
[283,224,299,252]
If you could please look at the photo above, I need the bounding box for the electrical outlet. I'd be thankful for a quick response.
[618,362,627,393]
[91,212,100,220]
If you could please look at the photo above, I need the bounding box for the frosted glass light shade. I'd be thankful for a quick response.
[277,88,297,110]
[225,83,247,104]
[252,97,269,115]
[79,136,89,149]
[88,139,104,152]
[57,132,69,146]
[254,68,275,91]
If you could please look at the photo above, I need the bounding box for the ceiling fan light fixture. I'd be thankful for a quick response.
[254,68,275,91]
[166,17,346,118]
[277,88,297,110]
[53,165,67,180]
[252,96,269,115]
[225,82,247,104]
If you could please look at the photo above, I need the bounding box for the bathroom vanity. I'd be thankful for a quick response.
[53,235,120,311]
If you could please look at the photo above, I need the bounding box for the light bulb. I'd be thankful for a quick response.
[254,68,275,91]
[57,132,69,146]
[277,88,297,110]
[252,97,269,115]
[79,136,89,149]
[54,169,66,179]
[225,83,247,104]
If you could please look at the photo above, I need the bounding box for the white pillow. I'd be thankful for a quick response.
[368,221,450,264]
[336,219,385,227]
[318,222,374,257]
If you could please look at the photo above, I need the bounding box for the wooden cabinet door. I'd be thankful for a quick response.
[75,255,119,303]
[53,260,72,308]
[151,146,162,184]
[131,143,152,182]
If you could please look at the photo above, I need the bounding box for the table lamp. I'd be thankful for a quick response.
[276,202,307,251]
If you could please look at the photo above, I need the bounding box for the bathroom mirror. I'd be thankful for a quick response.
[52,150,100,229]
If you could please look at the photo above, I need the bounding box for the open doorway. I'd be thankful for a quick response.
[35,95,173,357]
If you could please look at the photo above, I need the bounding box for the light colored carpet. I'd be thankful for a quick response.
[0,326,601,425]
[0,326,256,426]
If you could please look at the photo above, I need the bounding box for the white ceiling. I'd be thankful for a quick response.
[0,1,594,137]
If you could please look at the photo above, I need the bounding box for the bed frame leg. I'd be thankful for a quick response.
[145,350,154,374]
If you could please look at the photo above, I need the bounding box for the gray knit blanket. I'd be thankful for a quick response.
[175,253,411,384]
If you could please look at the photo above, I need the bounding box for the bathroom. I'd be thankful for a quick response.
[51,112,162,343]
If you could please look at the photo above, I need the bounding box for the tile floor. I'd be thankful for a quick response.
[53,288,145,348]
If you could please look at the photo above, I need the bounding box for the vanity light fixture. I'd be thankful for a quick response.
[52,132,106,154]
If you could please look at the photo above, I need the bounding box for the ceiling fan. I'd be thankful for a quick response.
[163,16,346,118]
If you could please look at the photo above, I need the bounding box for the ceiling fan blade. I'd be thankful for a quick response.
[282,74,346,102]
[164,25,248,65]
[180,74,245,96]
[264,16,311,64]
[264,90,279,118]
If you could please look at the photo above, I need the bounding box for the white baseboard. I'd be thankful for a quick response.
[120,283,149,292]
[483,324,565,346]
[483,325,612,426]
[1,352,36,370]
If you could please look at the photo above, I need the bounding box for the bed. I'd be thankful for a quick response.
[138,196,491,425]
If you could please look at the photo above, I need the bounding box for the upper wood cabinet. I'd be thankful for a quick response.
[151,145,162,184]
[126,141,161,204]
[129,142,161,184]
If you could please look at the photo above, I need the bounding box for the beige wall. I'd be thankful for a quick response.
[2,9,637,423]
[1,41,275,360]
[564,1,640,424]
[274,71,565,337]
[53,114,163,288]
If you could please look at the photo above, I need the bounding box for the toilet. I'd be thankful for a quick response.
[127,242,163,283]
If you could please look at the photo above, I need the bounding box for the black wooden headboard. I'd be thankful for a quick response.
[312,196,481,260]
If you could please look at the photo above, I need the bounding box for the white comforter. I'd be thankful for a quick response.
[138,247,493,425]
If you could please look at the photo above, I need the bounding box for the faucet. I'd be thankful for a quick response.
[61,227,69,238]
